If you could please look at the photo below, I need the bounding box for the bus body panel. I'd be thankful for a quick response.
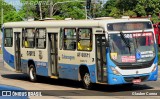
[58,49,97,82]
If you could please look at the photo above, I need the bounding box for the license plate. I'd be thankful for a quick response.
[132,79,141,84]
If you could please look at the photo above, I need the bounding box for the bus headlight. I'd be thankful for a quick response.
[151,63,157,72]
[110,67,121,75]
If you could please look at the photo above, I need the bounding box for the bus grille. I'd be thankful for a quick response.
[117,61,153,70]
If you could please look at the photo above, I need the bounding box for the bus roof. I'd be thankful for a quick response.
[3,19,151,28]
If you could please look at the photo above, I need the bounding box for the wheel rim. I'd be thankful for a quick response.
[84,73,91,86]
[30,68,35,80]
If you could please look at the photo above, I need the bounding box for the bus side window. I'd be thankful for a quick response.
[78,28,92,51]
[63,28,76,50]
[23,28,35,48]
[4,28,13,47]
[36,29,46,49]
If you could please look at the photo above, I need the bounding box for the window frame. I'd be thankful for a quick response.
[59,28,63,50]
[35,28,46,49]
[77,28,92,51]
[63,28,77,51]
[4,28,13,47]
[22,28,36,48]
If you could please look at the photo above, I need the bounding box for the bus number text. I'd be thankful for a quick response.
[27,51,35,56]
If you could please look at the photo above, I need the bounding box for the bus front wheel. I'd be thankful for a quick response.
[29,65,37,82]
[82,72,92,89]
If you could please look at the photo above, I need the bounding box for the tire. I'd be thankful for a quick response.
[82,72,92,89]
[29,65,37,82]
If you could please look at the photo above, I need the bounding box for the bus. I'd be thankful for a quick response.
[153,22,160,47]
[2,18,158,89]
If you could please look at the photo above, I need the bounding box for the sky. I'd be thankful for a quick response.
[5,0,22,10]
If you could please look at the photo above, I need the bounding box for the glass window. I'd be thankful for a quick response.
[4,28,13,47]
[36,29,46,49]
[22,28,35,48]
[78,28,92,51]
[109,32,155,63]
[63,28,76,50]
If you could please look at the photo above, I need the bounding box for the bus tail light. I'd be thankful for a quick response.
[110,67,121,75]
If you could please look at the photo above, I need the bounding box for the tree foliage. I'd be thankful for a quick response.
[102,0,160,23]
[0,0,22,25]
[0,0,160,23]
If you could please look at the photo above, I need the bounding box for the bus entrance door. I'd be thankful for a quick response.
[48,33,58,77]
[95,34,107,83]
[14,32,21,71]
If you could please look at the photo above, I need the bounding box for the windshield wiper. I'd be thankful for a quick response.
[119,31,131,54]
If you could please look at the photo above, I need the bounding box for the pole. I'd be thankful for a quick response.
[1,8,3,25]
[85,6,87,20]
[49,0,53,17]
[39,3,42,20]
[1,0,4,25]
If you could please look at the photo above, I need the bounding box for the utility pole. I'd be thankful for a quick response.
[1,8,3,25]
[49,0,53,18]
[26,0,30,20]
[39,3,42,20]
[84,6,87,20]
[1,0,4,25]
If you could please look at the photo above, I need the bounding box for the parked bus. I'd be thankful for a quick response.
[2,18,158,89]
[153,22,160,47]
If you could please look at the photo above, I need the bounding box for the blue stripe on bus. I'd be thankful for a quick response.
[21,59,49,77]
[3,48,15,69]
[35,61,48,77]
[58,63,96,83]
[2,27,15,69]
[147,55,158,81]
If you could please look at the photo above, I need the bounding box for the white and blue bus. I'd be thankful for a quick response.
[2,18,158,89]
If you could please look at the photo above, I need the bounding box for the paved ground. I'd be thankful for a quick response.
[0,54,160,99]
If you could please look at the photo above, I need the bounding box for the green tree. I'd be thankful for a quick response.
[102,0,160,23]
[0,0,22,25]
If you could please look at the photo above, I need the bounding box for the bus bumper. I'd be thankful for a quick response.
[108,67,158,85]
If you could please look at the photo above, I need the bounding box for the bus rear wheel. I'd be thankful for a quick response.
[29,65,37,82]
[82,72,92,89]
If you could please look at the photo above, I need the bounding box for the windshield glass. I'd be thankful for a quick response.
[109,32,155,63]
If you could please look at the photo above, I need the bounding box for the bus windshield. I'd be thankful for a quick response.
[109,32,155,63]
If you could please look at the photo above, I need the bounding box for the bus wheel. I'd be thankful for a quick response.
[82,72,92,89]
[29,65,37,82]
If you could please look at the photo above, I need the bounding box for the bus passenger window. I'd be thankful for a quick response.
[23,28,35,48]
[63,28,76,50]
[4,28,13,47]
[78,28,92,51]
[36,29,46,49]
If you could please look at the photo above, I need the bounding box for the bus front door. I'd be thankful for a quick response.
[14,32,21,71]
[48,33,58,76]
[95,34,107,83]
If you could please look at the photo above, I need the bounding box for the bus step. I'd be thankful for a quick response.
[50,76,58,79]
